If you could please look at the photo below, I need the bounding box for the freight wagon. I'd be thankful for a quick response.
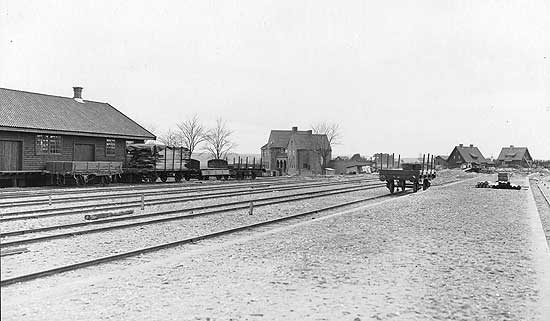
[121,144,200,183]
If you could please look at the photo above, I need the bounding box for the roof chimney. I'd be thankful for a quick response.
[469,144,473,147]
[510,145,514,148]
[73,87,83,99]
[291,126,298,132]
[459,144,463,147]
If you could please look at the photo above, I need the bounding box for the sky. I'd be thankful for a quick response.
[1,0,549,159]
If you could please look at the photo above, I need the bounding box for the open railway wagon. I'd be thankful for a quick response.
[378,153,436,194]
[200,158,265,180]
[122,143,200,183]
[46,161,123,186]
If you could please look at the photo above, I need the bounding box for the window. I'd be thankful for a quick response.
[36,135,61,154]
[106,139,116,157]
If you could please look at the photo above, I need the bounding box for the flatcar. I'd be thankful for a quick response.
[378,154,436,194]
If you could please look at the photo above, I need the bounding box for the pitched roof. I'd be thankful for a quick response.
[436,155,449,161]
[0,88,155,140]
[454,145,487,164]
[497,147,530,161]
[267,129,314,148]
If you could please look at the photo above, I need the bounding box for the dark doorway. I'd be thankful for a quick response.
[74,144,95,161]
[0,140,22,171]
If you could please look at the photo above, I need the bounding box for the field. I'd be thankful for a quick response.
[1,170,549,320]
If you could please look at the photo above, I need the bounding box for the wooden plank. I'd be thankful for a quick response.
[0,247,29,257]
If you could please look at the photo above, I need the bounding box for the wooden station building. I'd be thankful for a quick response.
[0,87,155,186]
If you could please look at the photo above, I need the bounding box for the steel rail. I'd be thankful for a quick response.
[1,178,372,208]
[0,183,385,248]
[1,182,381,237]
[0,180,370,221]
[0,176,290,199]
[538,183,550,207]
[0,191,399,287]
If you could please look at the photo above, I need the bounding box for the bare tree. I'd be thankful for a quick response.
[176,114,206,158]
[311,122,342,174]
[158,129,180,146]
[203,118,235,160]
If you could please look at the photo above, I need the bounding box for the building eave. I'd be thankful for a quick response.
[0,126,156,141]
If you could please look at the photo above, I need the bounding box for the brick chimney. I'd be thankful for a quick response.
[292,126,298,132]
[459,144,463,147]
[510,145,514,148]
[469,144,474,147]
[73,87,83,99]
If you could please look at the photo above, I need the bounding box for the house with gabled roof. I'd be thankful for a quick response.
[446,144,487,169]
[0,87,155,184]
[497,145,533,168]
[261,126,330,176]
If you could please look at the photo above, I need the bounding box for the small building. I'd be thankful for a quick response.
[434,155,448,168]
[329,154,372,175]
[446,144,487,169]
[0,87,155,185]
[261,126,330,176]
[497,145,533,168]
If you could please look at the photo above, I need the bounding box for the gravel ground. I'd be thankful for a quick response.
[0,181,373,231]
[2,174,547,320]
[0,185,388,279]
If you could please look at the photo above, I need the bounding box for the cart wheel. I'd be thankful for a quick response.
[160,175,168,183]
[387,180,395,194]
[184,175,191,181]
[148,174,157,183]
[400,180,406,191]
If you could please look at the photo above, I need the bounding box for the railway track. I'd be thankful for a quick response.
[0,176,291,199]
[0,188,401,287]
[0,179,373,221]
[538,182,550,207]
[0,182,385,246]
[0,178,365,208]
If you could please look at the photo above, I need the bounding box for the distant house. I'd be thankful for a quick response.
[497,145,533,168]
[446,144,487,169]
[434,155,448,168]
[261,126,330,176]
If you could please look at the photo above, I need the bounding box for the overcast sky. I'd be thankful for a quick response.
[1,0,549,158]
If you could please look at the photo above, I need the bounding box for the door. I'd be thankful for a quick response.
[74,144,95,161]
[0,140,22,171]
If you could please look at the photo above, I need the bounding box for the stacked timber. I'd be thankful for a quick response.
[126,144,163,169]
[126,143,191,171]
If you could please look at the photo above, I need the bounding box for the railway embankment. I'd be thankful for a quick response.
[2,174,549,320]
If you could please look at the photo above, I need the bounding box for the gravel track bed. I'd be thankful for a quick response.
[3,175,538,320]
[530,175,550,247]
[0,179,331,214]
[0,182,374,232]
[0,186,387,279]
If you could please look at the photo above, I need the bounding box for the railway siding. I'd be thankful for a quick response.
[2,174,548,320]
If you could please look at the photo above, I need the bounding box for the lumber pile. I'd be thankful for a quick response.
[126,144,164,169]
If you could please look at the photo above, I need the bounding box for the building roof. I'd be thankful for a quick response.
[436,155,449,161]
[497,146,530,161]
[266,129,329,150]
[454,145,487,164]
[0,88,155,140]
